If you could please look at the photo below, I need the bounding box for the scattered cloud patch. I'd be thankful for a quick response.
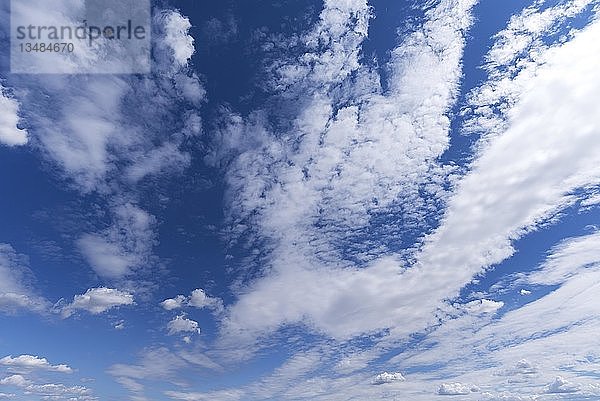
[0,89,27,146]
[161,289,223,313]
[60,288,134,318]
[438,382,479,395]
[372,372,405,385]
[167,315,201,336]
[0,355,71,373]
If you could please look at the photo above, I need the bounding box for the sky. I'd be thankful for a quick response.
[1,0,600,400]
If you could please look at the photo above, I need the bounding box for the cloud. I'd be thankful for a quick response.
[160,289,223,313]
[0,244,48,314]
[0,2,205,297]
[60,288,134,318]
[0,374,92,399]
[155,10,196,68]
[77,203,156,280]
[0,88,27,146]
[372,372,405,385]
[161,295,187,311]
[527,231,600,285]
[217,0,477,347]
[546,376,580,394]
[167,315,201,336]
[458,299,504,315]
[438,382,479,395]
[0,355,72,373]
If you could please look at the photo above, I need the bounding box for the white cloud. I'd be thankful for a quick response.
[0,375,30,387]
[527,231,600,285]
[155,10,196,68]
[167,315,201,336]
[218,0,477,347]
[0,374,91,399]
[0,244,48,314]
[77,203,156,280]
[0,89,27,146]
[160,289,223,313]
[438,382,479,395]
[458,299,504,315]
[0,355,71,373]
[1,2,204,297]
[546,376,580,394]
[60,288,134,318]
[372,372,405,385]
[161,295,187,311]
[519,289,531,296]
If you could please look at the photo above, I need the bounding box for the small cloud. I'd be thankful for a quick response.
[520,289,532,296]
[160,289,223,313]
[546,376,580,394]
[438,383,479,395]
[60,287,134,318]
[459,299,504,314]
[114,320,126,330]
[167,315,201,336]
[0,90,28,147]
[0,355,72,373]
[0,375,30,387]
[372,372,405,385]
[513,359,537,375]
[161,295,187,311]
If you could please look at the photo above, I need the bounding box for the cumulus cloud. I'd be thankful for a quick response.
[372,372,405,385]
[0,374,91,399]
[60,288,134,318]
[0,355,72,373]
[438,382,479,395]
[458,299,504,315]
[161,295,187,311]
[167,315,201,336]
[160,289,223,313]
[155,10,196,68]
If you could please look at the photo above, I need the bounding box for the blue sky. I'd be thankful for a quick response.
[1,0,600,400]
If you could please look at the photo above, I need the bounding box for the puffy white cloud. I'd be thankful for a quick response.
[161,295,187,311]
[546,376,580,394]
[438,382,479,395]
[0,355,71,373]
[155,10,196,68]
[60,288,134,318]
[160,289,223,313]
[0,374,91,399]
[372,372,405,385]
[458,299,504,315]
[0,89,27,146]
[167,315,201,336]
[0,375,30,387]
